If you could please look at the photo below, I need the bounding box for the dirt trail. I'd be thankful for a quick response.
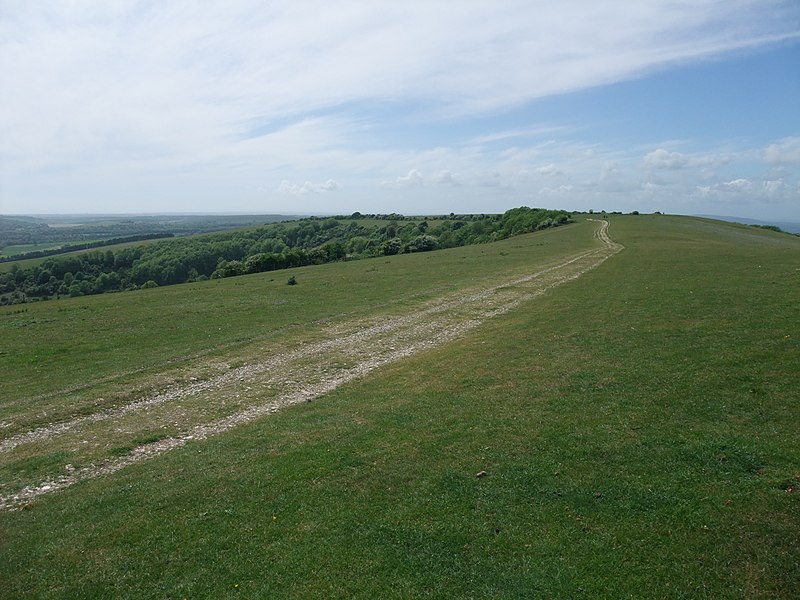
[0,220,622,510]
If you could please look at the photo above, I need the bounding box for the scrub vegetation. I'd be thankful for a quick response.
[0,207,571,304]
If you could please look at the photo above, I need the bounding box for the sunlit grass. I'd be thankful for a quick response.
[0,215,797,598]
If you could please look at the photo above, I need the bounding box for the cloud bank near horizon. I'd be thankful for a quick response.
[1,1,798,218]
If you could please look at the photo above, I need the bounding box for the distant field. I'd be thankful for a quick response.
[0,216,797,598]
[0,242,69,257]
[0,237,163,272]
[0,224,299,273]
[0,213,297,257]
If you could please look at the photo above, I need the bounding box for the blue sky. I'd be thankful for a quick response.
[1,1,798,219]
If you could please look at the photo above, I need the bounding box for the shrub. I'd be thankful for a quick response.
[410,235,438,252]
[381,238,403,256]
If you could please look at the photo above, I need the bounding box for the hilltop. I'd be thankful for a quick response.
[0,207,571,304]
[0,215,797,598]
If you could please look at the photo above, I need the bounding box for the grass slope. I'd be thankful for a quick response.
[0,221,590,424]
[0,237,168,272]
[1,215,798,598]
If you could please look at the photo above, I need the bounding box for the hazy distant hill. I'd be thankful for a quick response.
[695,214,800,233]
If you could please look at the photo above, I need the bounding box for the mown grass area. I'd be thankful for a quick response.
[1,215,798,598]
[0,238,158,272]
[0,242,70,258]
[0,220,591,433]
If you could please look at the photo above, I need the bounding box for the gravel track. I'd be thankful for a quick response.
[0,220,622,511]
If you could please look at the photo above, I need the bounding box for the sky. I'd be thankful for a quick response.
[1,1,799,220]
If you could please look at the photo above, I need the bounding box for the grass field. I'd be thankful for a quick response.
[0,242,71,258]
[0,215,798,598]
[0,238,160,272]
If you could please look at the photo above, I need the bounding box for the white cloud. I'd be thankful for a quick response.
[600,161,618,180]
[0,1,798,217]
[3,2,798,171]
[764,137,800,164]
[692,175,796,205]
[434,170,460,186]
[762,179,786,195]
[276,178,342,195]
[643,147,731,173]
[320,179,343,192]
[468,125,572,145]
[277,181,315,195]
[723,178,752,190]
[536,163,563,176]
[644,149,689,170]
[383,169,424,188]
[538,184,573,197]
[474,172,508,188]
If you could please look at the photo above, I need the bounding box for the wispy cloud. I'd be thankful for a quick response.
[276,179,342,195]
[644,149,690,170]
[764,137,800,165]
[434,170,460,187]
[467,126,574,146]
[0,1,798,217]
[536,163,564,176]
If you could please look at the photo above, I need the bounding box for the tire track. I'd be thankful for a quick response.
[1,220,622,510]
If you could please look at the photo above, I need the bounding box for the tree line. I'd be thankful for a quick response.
[0,214,295,249]
[0,207,571,305]
[0,233,175,263]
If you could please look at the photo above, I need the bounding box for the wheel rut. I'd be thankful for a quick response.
[0,220,622,510]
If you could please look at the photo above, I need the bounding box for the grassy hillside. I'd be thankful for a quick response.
[1,208,570,303]
[1,215,798,598]
[0,237,171,273]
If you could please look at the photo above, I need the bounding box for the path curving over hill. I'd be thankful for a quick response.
[1,220,622,510]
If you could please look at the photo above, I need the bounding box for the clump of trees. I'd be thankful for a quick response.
[0,207,572,305]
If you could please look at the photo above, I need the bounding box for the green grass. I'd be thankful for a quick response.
[0,215,798,598]
[0,255,49,271]
[0,237,167,272]
[0,216,442,271]
[0,242,69,257]
[0,221,592,430]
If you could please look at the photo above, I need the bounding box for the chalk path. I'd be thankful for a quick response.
[1,220,622,511]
